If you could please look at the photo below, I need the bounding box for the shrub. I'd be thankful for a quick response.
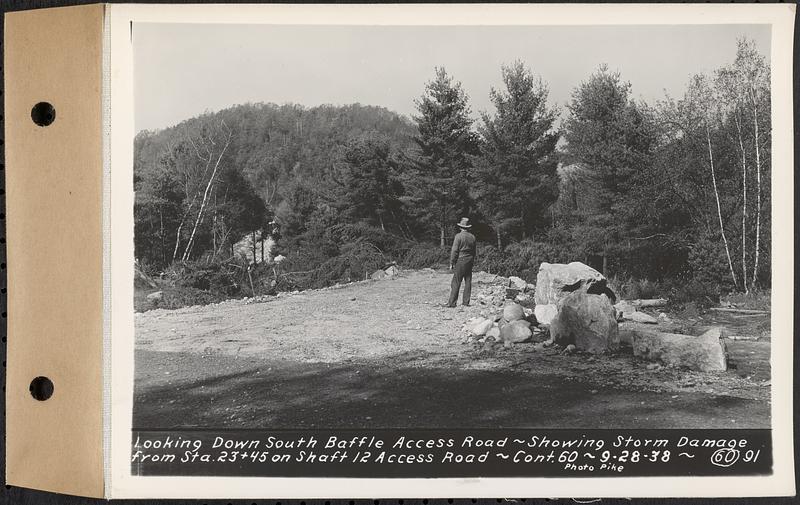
[721,290,771,311]
[474,240,574,281]
[687,237,736,295]
[609,276,662,300]
[401,243,448,269]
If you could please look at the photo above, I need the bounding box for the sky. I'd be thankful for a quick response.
[133,23,770,133]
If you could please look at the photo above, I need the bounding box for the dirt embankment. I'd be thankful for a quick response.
[134,269,771,430]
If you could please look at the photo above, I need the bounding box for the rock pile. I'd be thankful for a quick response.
[462,261,731,370]
[371,264,400,280]
[473,274,536,307]
[462,301,541,346]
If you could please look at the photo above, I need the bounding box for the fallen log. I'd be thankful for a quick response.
[626,326,727,372]
[630,298,668,308]
[725,335,762,341]
[709,307,770,315]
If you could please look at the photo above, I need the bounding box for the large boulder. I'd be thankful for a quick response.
[550,291,619,354]
[631,327,727,372]
[534,262,616,305]
[500,320,532,343]
[534,304,558,325]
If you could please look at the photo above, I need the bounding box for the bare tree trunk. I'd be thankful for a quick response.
[172,218,185,263]
[734,113,748,292]
[252,230,257,264]
[602,251,608,278]
[182,124,233,262]
[496,225,501,250]
[212,192,218,261]
[750,86,762,290]
[379,214,385,231]
[159,208,165,266]
[172,193,199,263]
[440,225,445,249]
[706,124,739,289]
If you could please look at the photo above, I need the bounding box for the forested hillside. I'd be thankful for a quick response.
[134,39,771,308]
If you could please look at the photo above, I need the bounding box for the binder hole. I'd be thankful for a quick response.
[29,376,54,401]
[31,102,56,127]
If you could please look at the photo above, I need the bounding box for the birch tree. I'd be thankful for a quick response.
[686,74,739,289]
[181,120,233,261]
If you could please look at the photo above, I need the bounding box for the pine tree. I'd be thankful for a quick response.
[405,68,478,247]
[475,61,559,249]
[335,133,404,233]
[562,65,655,274]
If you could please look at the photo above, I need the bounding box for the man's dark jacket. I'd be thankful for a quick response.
[450,230,476,264]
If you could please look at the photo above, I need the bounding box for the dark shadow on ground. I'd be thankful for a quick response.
[133,349,769,430]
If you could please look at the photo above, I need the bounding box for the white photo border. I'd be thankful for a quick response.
[107,3,796,499]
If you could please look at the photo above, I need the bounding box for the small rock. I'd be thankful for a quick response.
[500,320,533,343]
[508,276,527,290]
[370,270,388,280]
[614,300,637,318]
[146,291,163,301]
[487,326,501,339]
[469,318,494,337]
[646,363,662,370]
[563,344,577,354]
[503,303,525,322]
[626,311,658,324]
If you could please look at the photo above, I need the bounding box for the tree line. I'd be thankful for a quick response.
[135,38,770,300]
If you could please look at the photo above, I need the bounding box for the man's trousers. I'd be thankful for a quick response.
[448,258,474,307]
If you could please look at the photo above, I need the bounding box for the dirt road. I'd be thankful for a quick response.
[134,269,771,429]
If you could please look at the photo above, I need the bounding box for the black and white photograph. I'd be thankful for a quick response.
[117,5,793,493]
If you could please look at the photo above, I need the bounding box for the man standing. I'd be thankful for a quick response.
[447,217,476,307]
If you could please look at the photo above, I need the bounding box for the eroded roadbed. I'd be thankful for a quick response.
[134,349,769,429]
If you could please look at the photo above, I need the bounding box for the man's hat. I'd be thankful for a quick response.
[456,217,472,229]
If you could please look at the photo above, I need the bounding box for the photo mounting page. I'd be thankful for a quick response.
[107,3,795,499]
